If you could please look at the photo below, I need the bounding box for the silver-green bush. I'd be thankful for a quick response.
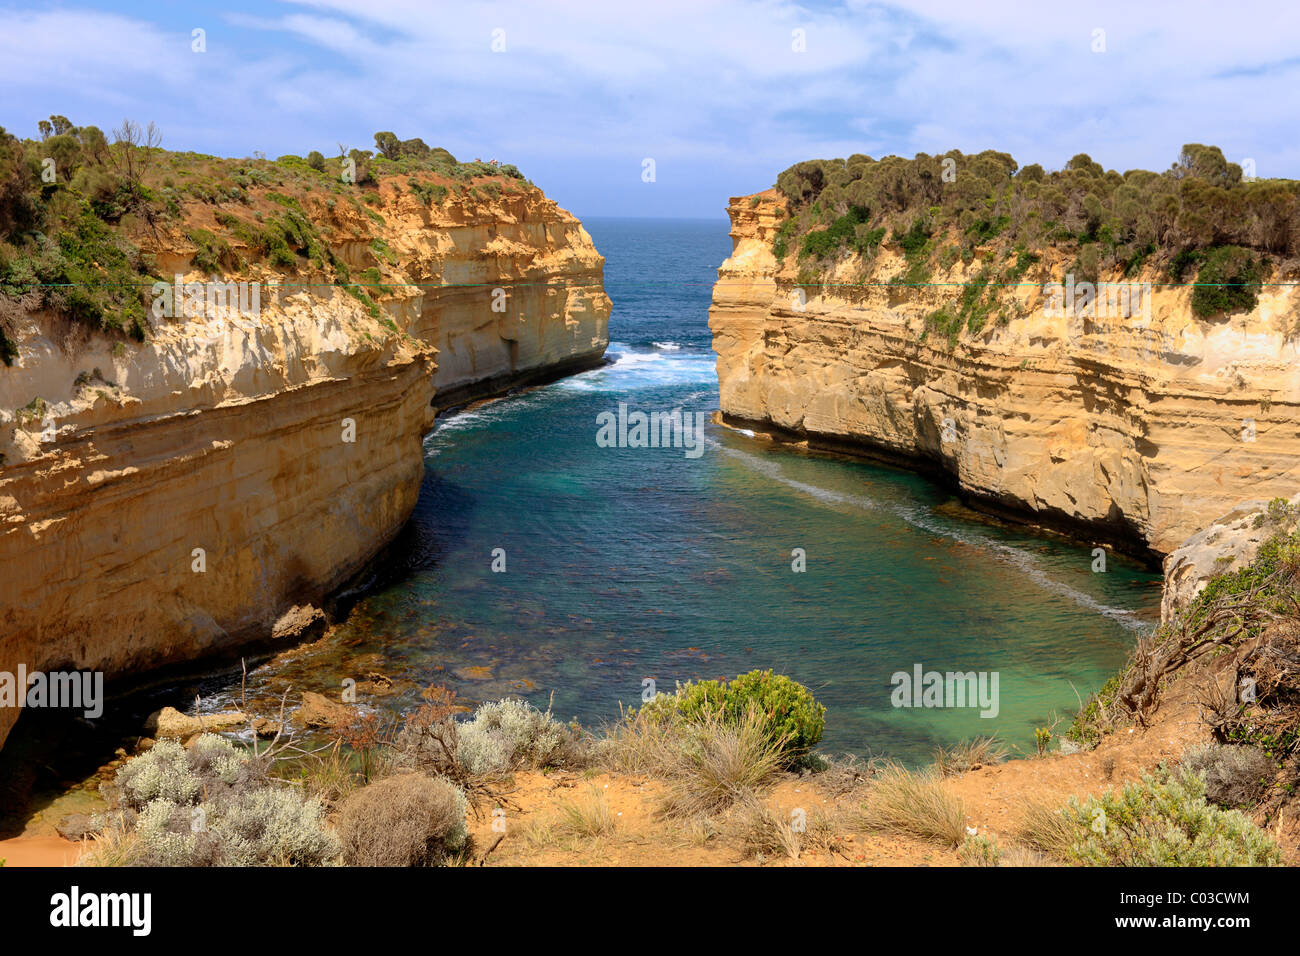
[1059,766,1282,866]
[115,739,204,808]
[456,699,571,775]
[88,734,340,867]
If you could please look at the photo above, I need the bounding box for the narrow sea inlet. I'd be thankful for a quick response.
[214,218,1162,763]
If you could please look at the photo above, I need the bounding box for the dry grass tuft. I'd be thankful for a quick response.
[520,788,616,850]
[296,739,363,810]
[77,823,140,868]
[933,736,1008,777]
[599,705,788,817]
[556,788,615,839]
[1013,795,1077,859]
[658,709,788,818]
[727,795,803,860]
[814,753,881,796]
[725,795,854,862]
[857,762,966,848]
[998,844,1059,867]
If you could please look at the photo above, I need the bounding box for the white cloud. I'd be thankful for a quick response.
[0,0,1295,215]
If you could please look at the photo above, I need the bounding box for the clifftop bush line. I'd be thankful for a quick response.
[762,144,1292,334]
[0,115,531,364]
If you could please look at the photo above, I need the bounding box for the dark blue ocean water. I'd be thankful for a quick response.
[219,217,1162,763]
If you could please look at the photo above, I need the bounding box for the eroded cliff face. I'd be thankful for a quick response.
[710,192,1300,559]
[0,181,608,748]
[332,185,610,407]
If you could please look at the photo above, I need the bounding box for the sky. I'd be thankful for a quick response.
[2,0,1298,220]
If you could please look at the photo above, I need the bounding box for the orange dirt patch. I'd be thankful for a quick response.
[0,835,86,868]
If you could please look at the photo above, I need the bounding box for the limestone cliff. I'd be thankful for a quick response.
[710,191,1300,559]
[0,175,608,749]
[1160,491,1300,621]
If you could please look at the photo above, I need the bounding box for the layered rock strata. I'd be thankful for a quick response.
[710,191,1300,562]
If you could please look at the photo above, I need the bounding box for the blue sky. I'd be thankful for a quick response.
[2,0,1298,219]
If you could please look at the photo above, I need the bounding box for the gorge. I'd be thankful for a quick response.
[1,139,1293,776]
[0,146,610,751]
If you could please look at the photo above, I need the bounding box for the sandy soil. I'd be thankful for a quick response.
[0,834,85,867]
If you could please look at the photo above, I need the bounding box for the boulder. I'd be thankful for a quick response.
[297,691,354,728]
[55,813,99,842]
[272,604,328,641]
[144,706,247,741]
[1161,492,1300,622]
[252,717,283,739]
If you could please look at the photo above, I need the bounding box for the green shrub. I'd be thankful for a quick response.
[893,217,932,257]
[0,324,17,366]
[185,227,232,274]
[766,143,1299,296]
[958,833,1002,866]
[1168,246,1202,281]
[368,237,396,265]
[359,266,391,294]
[798,205,871,260]
[1058,767,1282,866]
[342,282,380,318]
[408,179,449,205]
[771,218,797,262]
[1192,245,1263,318]
[641,670,825,766]
[965,215,1008,244]
[1065,673,1121,747]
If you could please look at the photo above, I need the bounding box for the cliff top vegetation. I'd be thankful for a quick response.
[0,115,530,364]
[762,144,1297,342]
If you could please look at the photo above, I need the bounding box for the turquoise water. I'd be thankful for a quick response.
[222,217,1162,763]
